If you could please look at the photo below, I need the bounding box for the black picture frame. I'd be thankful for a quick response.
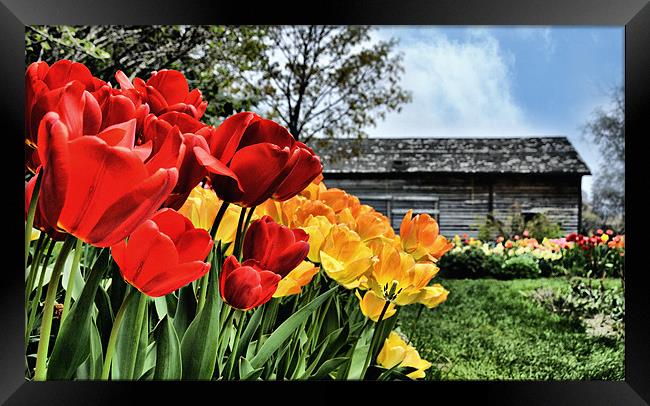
[2,0,648,404]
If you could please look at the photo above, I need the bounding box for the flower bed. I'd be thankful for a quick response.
[438,230,624,279]
[24,60,454,381]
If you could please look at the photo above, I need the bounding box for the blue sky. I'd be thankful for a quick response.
[370,27,624,198]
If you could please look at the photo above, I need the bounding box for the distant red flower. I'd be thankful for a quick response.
[111,209,212,297]
[243,216,310,278]
[219,256,281,311]
[194,112,322,207]
[130,70,207,120]
[596,229,603,235]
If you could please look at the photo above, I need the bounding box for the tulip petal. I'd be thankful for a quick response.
[224,267,262,310]
[146,70,189,105]
[193,146,242,190]
[99,93,136,130]
[141,262,211,297]
[57,136,148,238]
[209,112,259,163]
[120,221,180,288]
[151,208,193,244]
[115,70,134,90]
[214,143,291,207]
[175,229,213,263]
[37,114,71,229]
[145,127,185,176]
[96,119,137,148]
[43,60,94,90]
[253,270,282,307]
[237,119,295,151]
[84,167,178,247]
[273,147,323,201]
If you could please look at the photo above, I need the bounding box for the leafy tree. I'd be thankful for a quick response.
[235,26,412,143]
[582,86,625,230]
[26,25,411,141]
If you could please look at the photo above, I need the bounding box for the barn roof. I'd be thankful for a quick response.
[318,137,591,175]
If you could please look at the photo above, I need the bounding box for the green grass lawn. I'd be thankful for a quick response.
[398,278,624,380]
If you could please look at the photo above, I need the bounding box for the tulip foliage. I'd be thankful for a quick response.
[25,60,453,381]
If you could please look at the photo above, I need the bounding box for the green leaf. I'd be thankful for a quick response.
[111,290,148,380]
[94,285,114,351]
[61,247,85,301]
[180,261,221,380]
[174,284,197,340]
[154,316,182,380]
[139,342,156,380]
[249,286,337,370]
[87,321,104,379]
[311,357,348,379]
[153,296,169,321]
[133,306,149,379]
[239,356,263,380]
[46,250,109,379]
[346,326,373,379]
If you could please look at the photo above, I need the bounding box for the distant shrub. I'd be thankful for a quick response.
[497,254,541,279]
[437,246,487,279]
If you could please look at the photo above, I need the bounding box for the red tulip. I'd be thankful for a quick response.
[219,256,281,311]
[194,112,323,207]
[243,216,309,278]
[35,112,178,247]
[26,61,105,143]
[93,81,150,133]
[111,209,212,297]
[132,70,207,120]
[141,112,211,210]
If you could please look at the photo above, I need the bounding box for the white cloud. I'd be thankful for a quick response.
[370,28,536,138]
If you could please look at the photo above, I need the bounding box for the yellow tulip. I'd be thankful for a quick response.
[336,207,357,230]
[178,185,219,231]
[298,176,326,200]
[294,199,337,227]
[273,261,320,298]
[400,209,453,262]
[318,187,360,214]
[355,290,396,322]
[416,284,449,309]
[300,215,334,263]
[256,199,285,225]
[376,331,431,379]
[319,225,375,289]
[355,210,394,241]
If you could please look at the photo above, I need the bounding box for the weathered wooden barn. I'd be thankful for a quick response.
[318,137,591,238]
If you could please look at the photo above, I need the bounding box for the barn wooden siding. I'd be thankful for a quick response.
[322,173,582,238]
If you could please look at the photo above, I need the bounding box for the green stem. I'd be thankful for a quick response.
[101,290,135,380]
[25,234,48,310]
[225,309,244,379]
[196,270,210,314]
[61,238,84,324]
[127,291,148,379]
[233,207,248,261]
[33,235,75,381]
[25,172,42,269]
[210,201,231,241]
[26,232,45,281]
[361,299,391,379]
[241,205,256,240]
[25,238,55,349]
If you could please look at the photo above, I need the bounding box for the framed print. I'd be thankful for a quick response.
[1,0,649,404]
